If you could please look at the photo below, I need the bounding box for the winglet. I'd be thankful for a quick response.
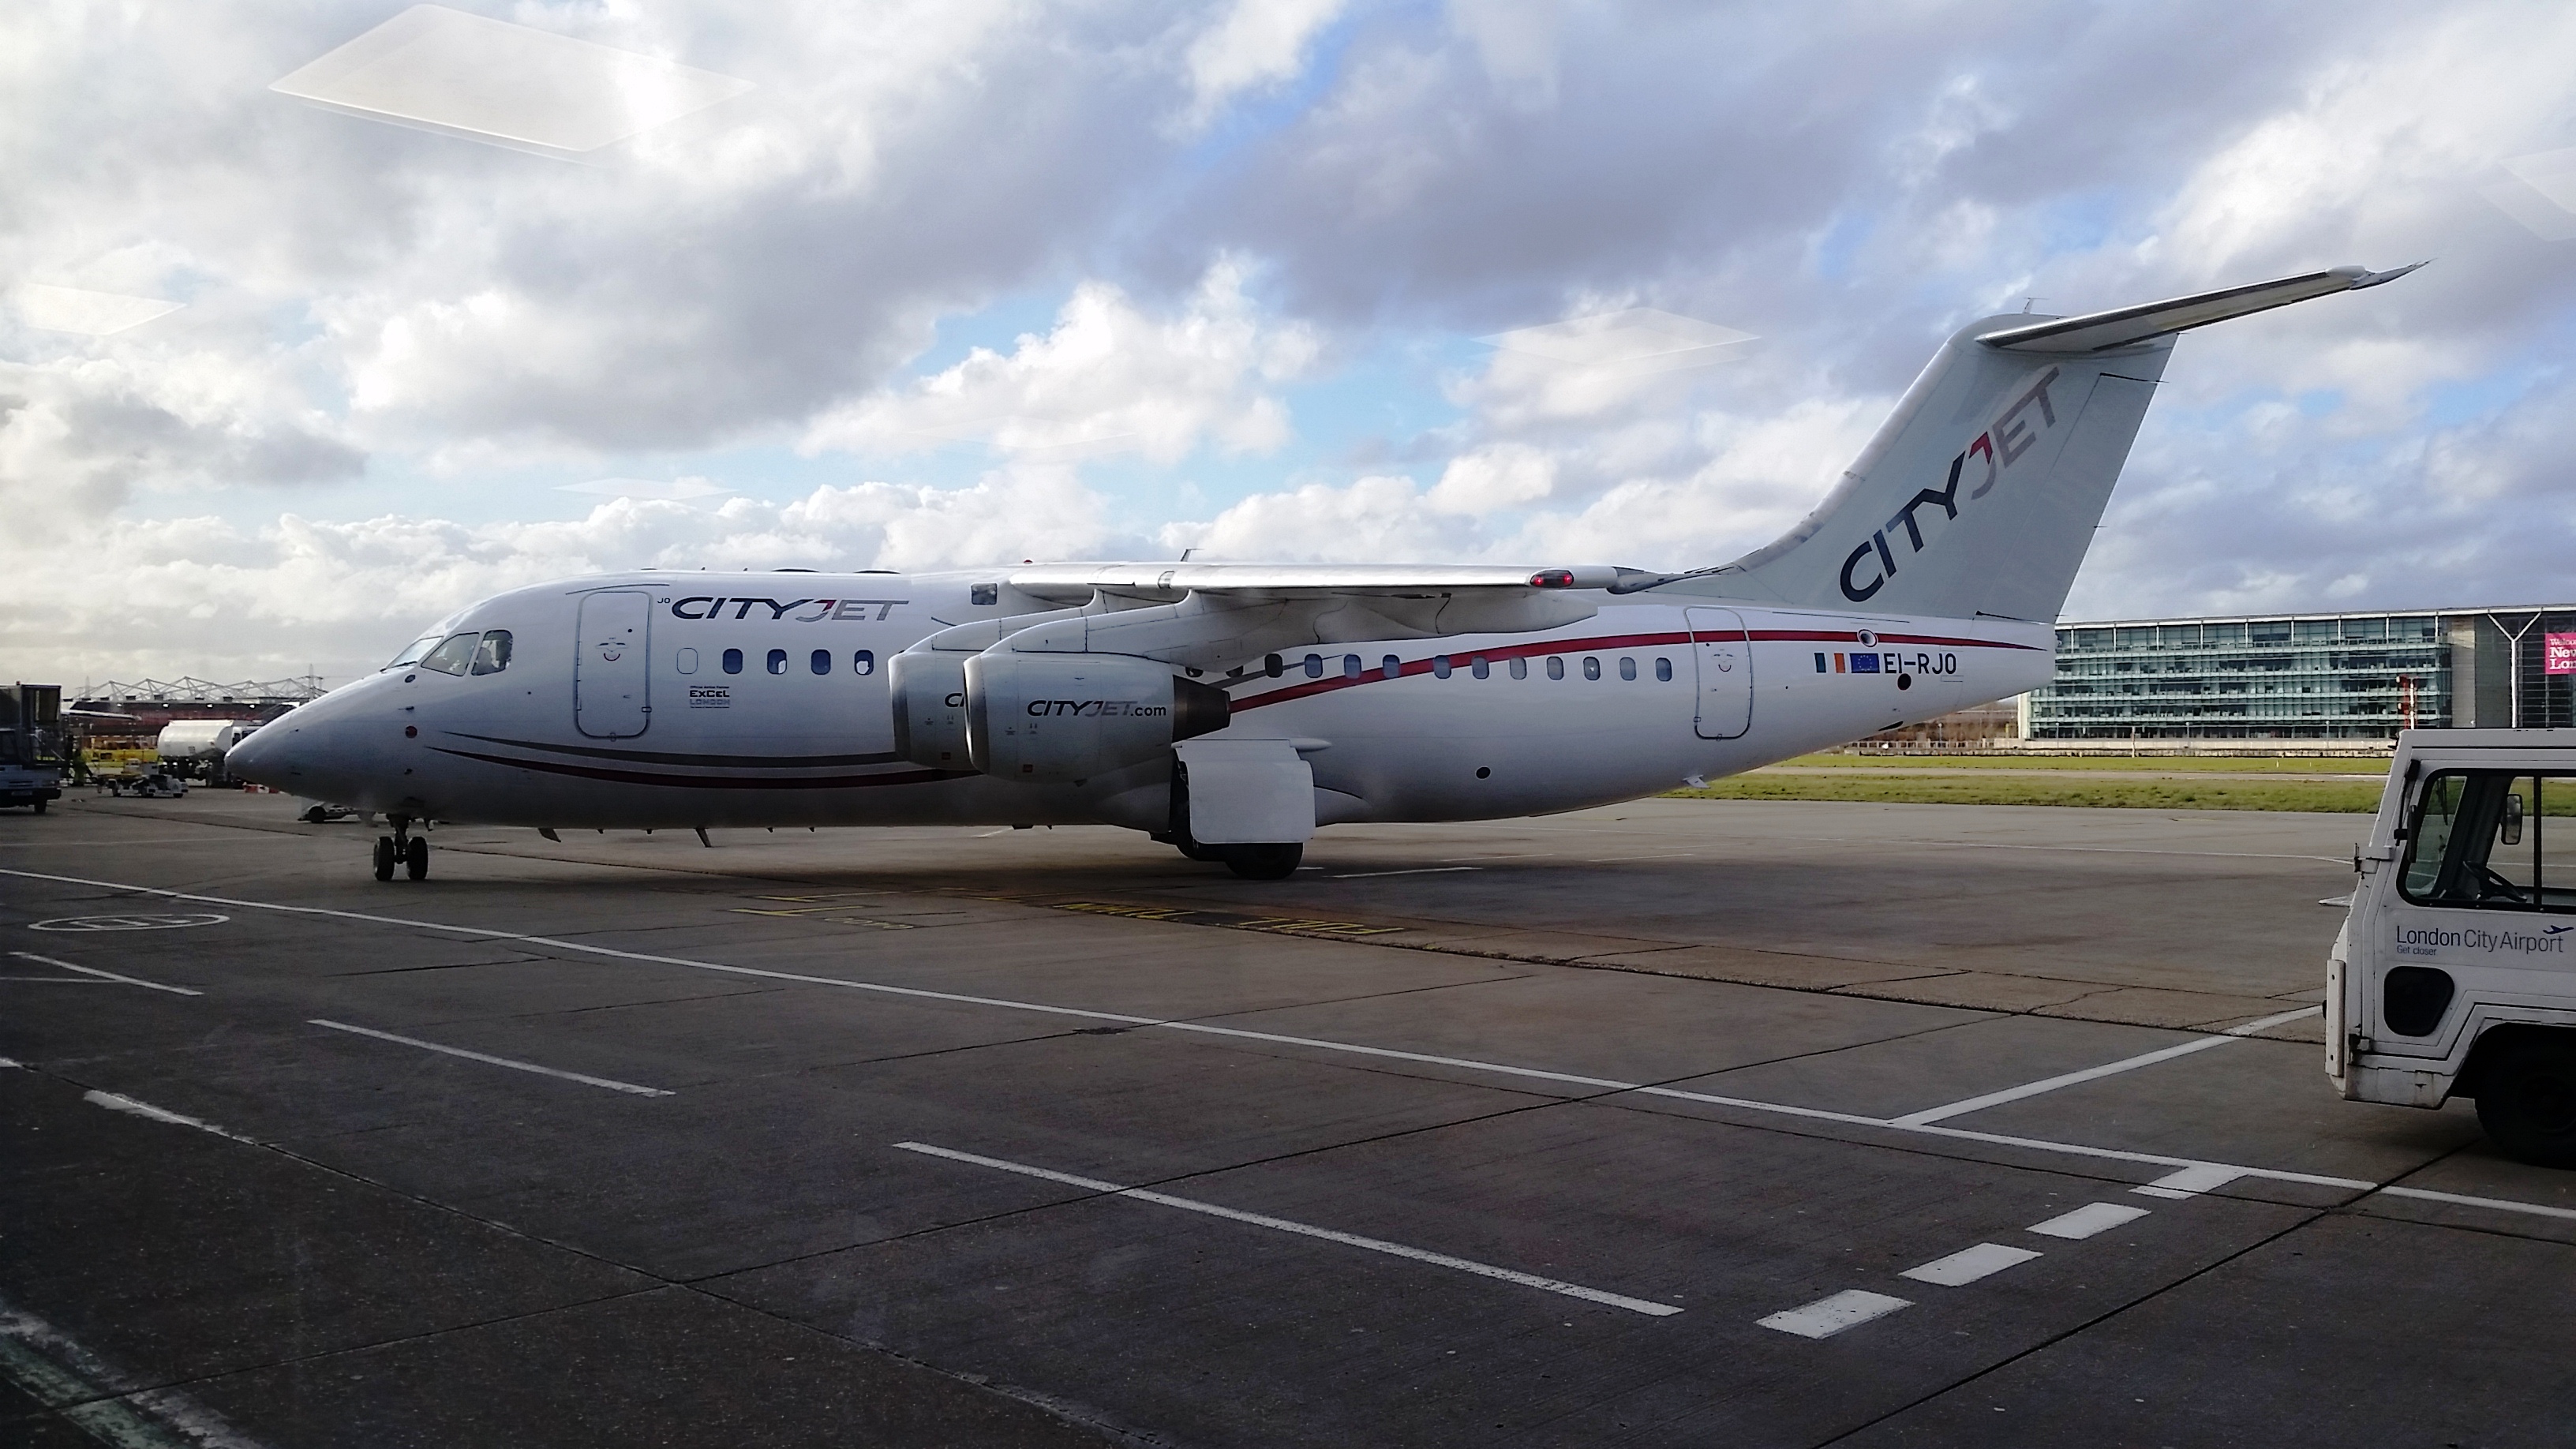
[1976,262,2425,354]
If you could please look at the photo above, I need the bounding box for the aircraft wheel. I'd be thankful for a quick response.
[373,837,396,882]
[302,805,328,824]
[2476,1033,2576,1169]
[405,837,429,881]
[1175,839,1222,862]
[1221,843,1303,880]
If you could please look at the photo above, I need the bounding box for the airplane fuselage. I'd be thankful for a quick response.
[246,570,2051,833]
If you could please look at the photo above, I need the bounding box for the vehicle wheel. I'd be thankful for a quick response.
[1221,842,1303,880]
[2475,1033,2576,1169]
[373,837,396,882]
[32,799,45,815]
[303,805,327,824]
[405,837,429,882]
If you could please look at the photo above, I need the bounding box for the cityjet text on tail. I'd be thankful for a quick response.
[228,264,2421,881]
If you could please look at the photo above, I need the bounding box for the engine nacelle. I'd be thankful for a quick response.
[964,652,1230,784]
[889,651,970,768]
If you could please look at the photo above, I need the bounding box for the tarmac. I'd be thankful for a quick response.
[3,788,2570,1447]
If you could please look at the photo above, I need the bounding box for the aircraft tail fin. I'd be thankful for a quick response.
[1664,264,2421,622]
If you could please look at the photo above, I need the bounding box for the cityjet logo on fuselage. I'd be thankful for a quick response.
[1840,367,2061,603]
[669,597,906,622]
[1027,700,1168,718]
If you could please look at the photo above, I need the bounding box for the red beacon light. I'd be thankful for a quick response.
[1527,569,1575,589]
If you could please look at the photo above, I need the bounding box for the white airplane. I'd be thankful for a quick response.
[230,264,2418,882]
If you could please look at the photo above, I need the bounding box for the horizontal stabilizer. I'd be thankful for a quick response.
[1976,263,2424,354]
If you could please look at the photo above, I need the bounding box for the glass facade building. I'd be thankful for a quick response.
[2023,607,2576,740]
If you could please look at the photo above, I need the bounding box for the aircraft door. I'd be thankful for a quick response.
[1686,607,1751,739]
[575,591,652,739]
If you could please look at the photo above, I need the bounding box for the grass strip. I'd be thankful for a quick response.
[1669,775,2383,812]
[1779,752,2388,774]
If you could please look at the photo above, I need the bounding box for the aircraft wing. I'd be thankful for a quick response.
[1004,562,1623,604]
[931,562,1634,674]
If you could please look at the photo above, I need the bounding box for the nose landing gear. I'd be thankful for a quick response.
[373,815,429,882]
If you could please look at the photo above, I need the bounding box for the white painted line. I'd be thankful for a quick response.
[1890,1006,2322,1127]
[0,1290,269,1448]
[11,950,203,996]
[2318,894,2353,908]
[1900,1241,2041,1286]
[2134,1163,2244,1199]
[894,1140,1683,1317]
[2378,1185,2576,1222]
[1329,867,1481,879]
[35,868,2576,1226]
[1758,1289,1911,1339]
[84,1090,260,1145]
[2027,1202,2151,1240]
[309,1019,673,1097]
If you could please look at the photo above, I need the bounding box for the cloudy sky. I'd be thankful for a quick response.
[7,0,2576,687]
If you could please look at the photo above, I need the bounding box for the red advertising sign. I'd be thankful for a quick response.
[2548,632,2576,676]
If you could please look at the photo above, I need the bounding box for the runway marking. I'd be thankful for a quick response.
[2134,1163,2245,1199]
[28,912,228,932]
[2027,1202,2151,1239]
[1889,1006,2322,1125]
[893,1140,1683,1316]
[1900,1242,2042,1286]
[84,1090,260,1145]
[0,1290,268,1448]
[1758,1290,1910,1339]
[10,951,203,995]
[1329,867,1481,879]
[15,868,2576,1227]
[309,1019,674,1097]
[1763,832,2349,864]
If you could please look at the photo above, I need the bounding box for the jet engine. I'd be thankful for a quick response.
[888,652,970,768]
[962,653,1230,784]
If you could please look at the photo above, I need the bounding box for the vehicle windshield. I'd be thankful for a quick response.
[386,635,444,669]
[417,633,481,676]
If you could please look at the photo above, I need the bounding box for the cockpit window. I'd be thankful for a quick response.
[386,635,444,669]
[470,630,514,676]
[418,633,479,676]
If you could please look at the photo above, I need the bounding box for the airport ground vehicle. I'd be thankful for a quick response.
[2331,729,2576,1166]
[229,264,2418,884]
[156,719,260,782]
[0,685,66,813]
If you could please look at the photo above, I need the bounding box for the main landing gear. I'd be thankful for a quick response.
[1165,835,1304,880]
[373,814,429,882]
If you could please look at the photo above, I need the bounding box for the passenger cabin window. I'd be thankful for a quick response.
[1305,654,1324,679]
[1655,657,1672,682]
[1381,655,1401,680]
[810,649,831,676]
[852,650,876,676]
[2400,771,2576,912]
[1509,657,1527,680]
[1343,654,1361,679]
[1432,657,1452,680]
[1545,657,1563,680]
[470,631,513,676]
[1583,657,1601,681]
[419,633,478,676]
[767,649,789,675]
[1471,656,1490,680]
[1619,657,1636,681]
[722,648,743,675]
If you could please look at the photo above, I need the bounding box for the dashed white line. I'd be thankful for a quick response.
[1900,1242,2042,1286]
[2134,1163,2246,1199]
[309,1019,673,1097]
[894,1140,1683,1316]
[1758,1290,1911,1339]
[2027,1202,2151,1240]
[84,1090,260,1145]
[11,951,203,996]
[1889,1005,2323,1126]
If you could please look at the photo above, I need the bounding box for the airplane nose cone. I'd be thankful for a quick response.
[224,718,295,788]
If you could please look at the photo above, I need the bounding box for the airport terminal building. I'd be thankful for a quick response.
[2018,605,2576,741]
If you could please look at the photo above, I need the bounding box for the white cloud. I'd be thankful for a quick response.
[803,260,1319,463]
[1181,0,1348,125]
